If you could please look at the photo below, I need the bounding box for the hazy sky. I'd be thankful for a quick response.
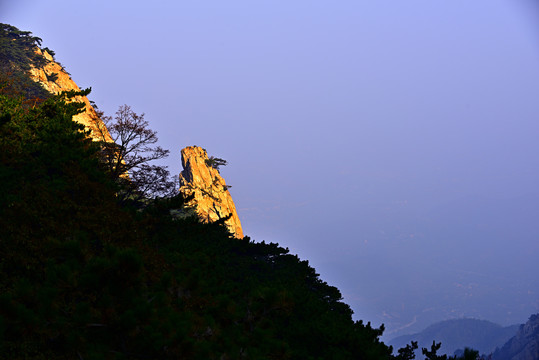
[3,0,539,339]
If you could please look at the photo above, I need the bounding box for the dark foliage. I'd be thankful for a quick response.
[422,341,447,360]
[0,71,399,358]
[206,156,228,171]
[0,23,51,99]
[395,341,418,360]
[451,348,480,360]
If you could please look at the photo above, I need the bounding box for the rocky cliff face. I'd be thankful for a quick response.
[493,314,539,360]
[179,146,244,239]
[29,48,111,142]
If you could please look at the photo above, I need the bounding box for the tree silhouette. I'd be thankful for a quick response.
[94,104,177,203]
[451,348,481,360]
[205,156,228,171]
[422,341,448,360]
[396,341,418,359]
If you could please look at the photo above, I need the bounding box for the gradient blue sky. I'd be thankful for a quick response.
[3,0,539,339]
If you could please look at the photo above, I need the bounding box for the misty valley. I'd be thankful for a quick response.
[1,12,538,360]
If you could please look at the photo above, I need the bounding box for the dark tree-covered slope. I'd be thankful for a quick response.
[0,24,395,359]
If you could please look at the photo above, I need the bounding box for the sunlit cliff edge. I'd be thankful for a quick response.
[179,146,244,239]
[29,47,243,238]
[1,23,399,359]
[28,48,112,142]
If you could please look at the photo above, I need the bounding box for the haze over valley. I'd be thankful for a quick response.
[3,0,539,343]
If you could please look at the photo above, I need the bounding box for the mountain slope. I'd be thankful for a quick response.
[0,23,395,359]
[0,22,111,142]
[389,318,519,356]
[28,47,112,142]
[492,314,539,360]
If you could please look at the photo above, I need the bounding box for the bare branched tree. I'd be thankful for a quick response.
[93,104,178,203]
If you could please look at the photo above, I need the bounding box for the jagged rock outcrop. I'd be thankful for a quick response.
[492,314,539,360]
[179,146,244,239]
[29,48,111,142]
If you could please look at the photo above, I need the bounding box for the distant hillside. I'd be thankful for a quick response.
[388,318,519,356]
[492,314,539,360]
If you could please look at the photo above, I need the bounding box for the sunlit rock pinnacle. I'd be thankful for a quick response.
[179,146,244,239]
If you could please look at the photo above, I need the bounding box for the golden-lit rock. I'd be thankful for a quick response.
[29,48,111,142]
[179,146,244,239]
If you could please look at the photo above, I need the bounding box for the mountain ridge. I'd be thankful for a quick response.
[0,22,396,359]
[389,318,520,356]
[493,314,539,360]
